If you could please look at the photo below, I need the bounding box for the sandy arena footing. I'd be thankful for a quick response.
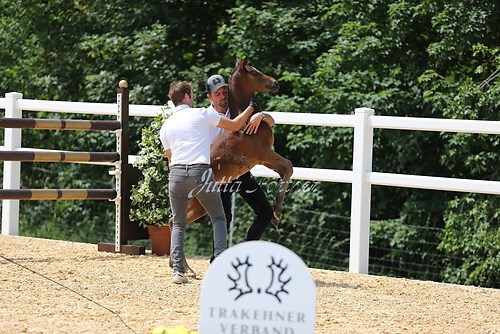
[0,235,499,334]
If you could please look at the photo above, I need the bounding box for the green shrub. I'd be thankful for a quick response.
[130,112,171,228]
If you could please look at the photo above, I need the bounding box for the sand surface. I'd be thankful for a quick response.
[0,235,499,333]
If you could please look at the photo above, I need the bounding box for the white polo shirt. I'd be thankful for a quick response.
[159,104,221,165]
[207,103,230,144]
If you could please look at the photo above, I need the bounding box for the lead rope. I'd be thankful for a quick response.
[0,254,137,334]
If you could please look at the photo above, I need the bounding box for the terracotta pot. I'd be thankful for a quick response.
[147,225,171,256]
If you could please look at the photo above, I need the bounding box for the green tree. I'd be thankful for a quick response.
[0,0,235,243]
[440,195,499,288]
[438,80,500,287]
[217,0,499,286]
[1,0,498,287]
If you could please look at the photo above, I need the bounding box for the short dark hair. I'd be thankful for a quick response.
[168,81,192,106]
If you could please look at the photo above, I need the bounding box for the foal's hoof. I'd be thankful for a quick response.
[186,267,197,278]
[271,214,280,228]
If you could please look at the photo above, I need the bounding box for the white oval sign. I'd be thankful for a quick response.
[199,241,316,333]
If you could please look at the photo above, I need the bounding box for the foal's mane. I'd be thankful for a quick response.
[227,58,249,119]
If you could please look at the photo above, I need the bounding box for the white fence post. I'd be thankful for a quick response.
[349,107,374,274]
[2,92,23,235]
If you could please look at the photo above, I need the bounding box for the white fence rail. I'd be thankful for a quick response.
[1,94,499,274]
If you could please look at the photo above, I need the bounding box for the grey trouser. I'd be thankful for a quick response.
[168,166,227,273]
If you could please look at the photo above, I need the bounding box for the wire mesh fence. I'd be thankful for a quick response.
[184,199,467,285]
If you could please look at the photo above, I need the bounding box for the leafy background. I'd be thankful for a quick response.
[0,0,498,288]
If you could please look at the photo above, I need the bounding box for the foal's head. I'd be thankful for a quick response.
[231,57,279,94]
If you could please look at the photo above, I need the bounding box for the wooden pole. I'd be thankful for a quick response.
[0,151,119,163]
[0,189,116,200]
[0,118,120,131]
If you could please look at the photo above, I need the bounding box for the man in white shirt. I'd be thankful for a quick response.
[205,74,275,250]
[159,81,256,284]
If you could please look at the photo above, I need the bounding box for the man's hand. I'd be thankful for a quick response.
[244,112,265,134]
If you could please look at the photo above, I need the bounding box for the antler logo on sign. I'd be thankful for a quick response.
[228,255,291,303]
[199,241,316,333]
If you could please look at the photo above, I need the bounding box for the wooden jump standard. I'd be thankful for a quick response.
[0,81,148,255]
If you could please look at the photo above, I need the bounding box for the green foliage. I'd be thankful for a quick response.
[130,113,171,228]
[437,79,500,288]
[17,113,117,244]
[20,199,115,244]
[217,0,500,287]
[440,195,500,288]
[370,217,444,281]
[441,82,500,179]
[1,0,499,287]
[0,0,234,243]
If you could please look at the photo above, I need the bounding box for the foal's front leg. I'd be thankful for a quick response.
[261,150,294,227]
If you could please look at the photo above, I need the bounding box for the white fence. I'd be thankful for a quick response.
[1,92,499,274]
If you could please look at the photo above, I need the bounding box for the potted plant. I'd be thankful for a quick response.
[130,112,172,256]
